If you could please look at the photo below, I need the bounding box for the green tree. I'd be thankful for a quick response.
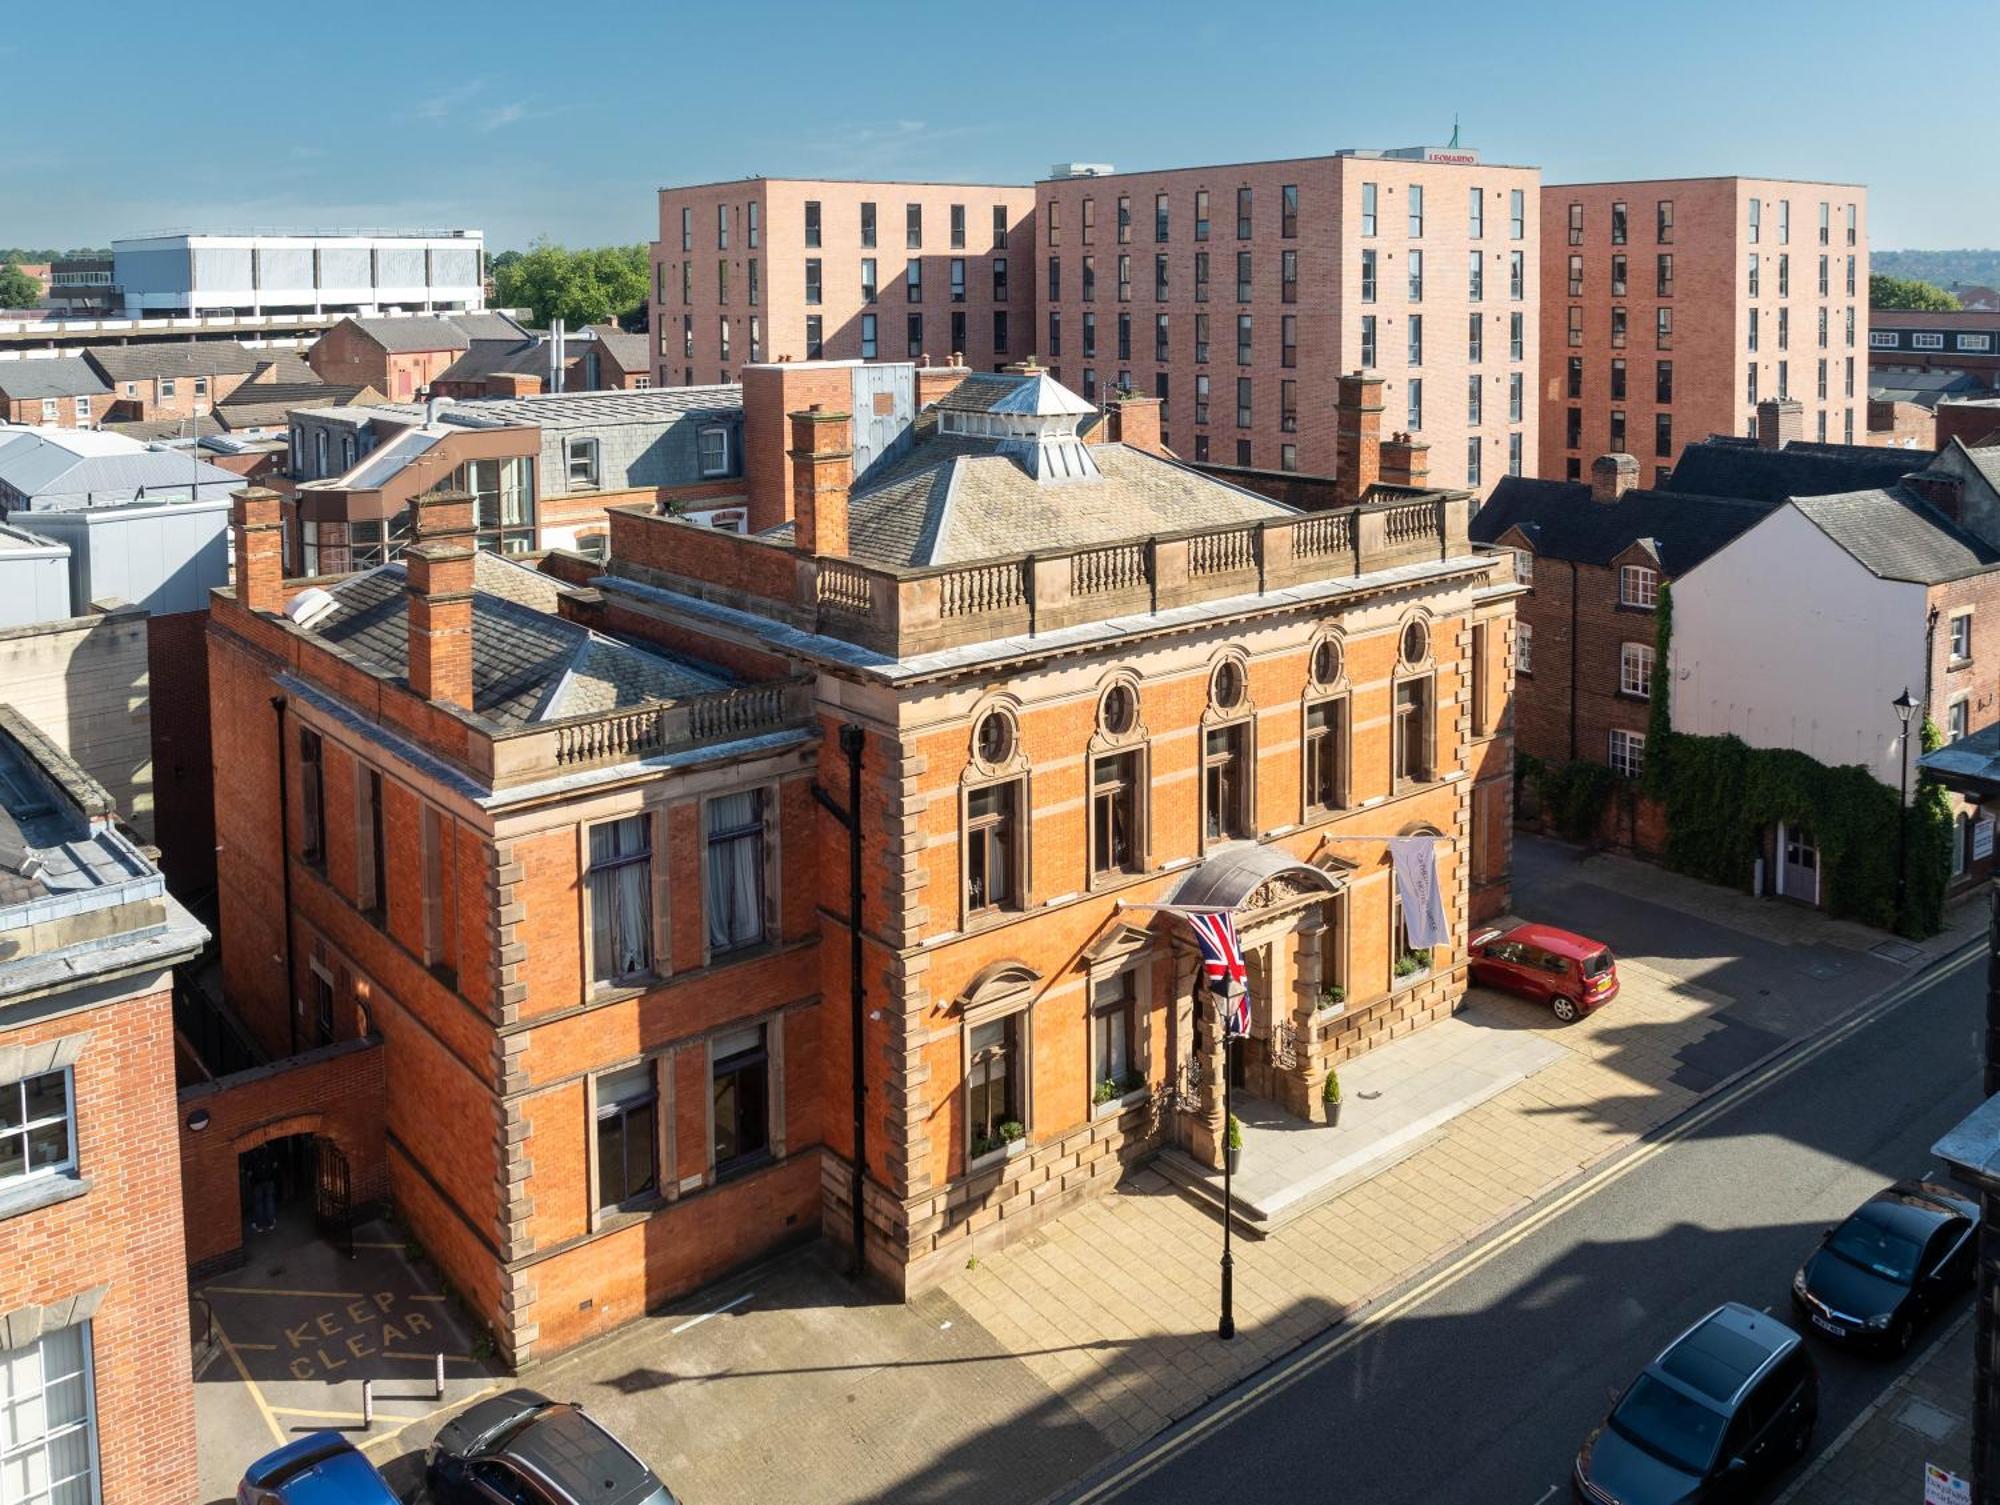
[0,264,39,310]
[492,242,649,329]
[1870,273,1959,312]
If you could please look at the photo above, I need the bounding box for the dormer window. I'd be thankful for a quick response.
[698,425,730,477]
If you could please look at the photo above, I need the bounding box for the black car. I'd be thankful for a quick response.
[1575,1303,1816,1504]
[1791,1180,1977,1354]
[426,1388,677,1505]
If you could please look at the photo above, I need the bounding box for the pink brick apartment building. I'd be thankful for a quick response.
[1034,148,1541,494]
[1540,177,1868,482]
[653,179,1038,385]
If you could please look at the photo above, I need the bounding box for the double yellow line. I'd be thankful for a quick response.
[1063,942,1986,1503]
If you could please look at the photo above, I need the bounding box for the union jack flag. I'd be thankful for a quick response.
[1186,911,1251,1037]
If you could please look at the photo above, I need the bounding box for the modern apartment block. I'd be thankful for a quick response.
[651,179,1037,385]
[1540,177,1868,481]
[1034,147,1540,492]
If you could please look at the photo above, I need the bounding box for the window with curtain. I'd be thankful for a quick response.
[587,816,652,985]
[594,1062,657,1210]
[704,791,767,954]
[1091,969,1139,1099]
[967,1015,1020,1157]
[0,1325,96,1504]
[712,1024,770,1172]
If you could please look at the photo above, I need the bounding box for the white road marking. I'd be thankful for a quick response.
[670,1290,754,1335]
[1530,1487,1558,1505]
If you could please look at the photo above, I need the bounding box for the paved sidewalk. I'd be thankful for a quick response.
[337,842,1987,1505]
[1779,1310,1973,1504]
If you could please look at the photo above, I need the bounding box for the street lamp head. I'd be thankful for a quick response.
[1893,687,1917,728]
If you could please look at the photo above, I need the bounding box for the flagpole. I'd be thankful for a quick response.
[1219,998,1236,1342]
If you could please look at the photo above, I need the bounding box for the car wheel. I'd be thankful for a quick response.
[1549,995,1580,1023]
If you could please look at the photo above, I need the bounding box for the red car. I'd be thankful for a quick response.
[1469,922,1619,1022]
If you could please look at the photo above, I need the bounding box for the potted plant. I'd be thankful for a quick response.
[998,1120,1025,1148]
[1322,1068,1343,1128]
[1393,947,1433,980]
[1092,1078,1120,1106]
[1225,1112,1243,1176]
[1317,984,1346,1012]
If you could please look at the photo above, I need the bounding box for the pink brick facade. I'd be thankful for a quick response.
[1540,177,1868,481]
[1035,153,1540,494]
[653,179,1038,386]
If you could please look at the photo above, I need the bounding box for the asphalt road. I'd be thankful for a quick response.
[1065,945,1989,1505]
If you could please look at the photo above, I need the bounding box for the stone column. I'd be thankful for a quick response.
[1184,949,1226,1169]
[1286,909,1331,1124]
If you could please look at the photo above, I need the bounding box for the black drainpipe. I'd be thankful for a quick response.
[270,695,298,1056]
[1568,559,1581,763]
[813,723,870,1278]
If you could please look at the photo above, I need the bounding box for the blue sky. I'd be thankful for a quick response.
[4,0,1986,252]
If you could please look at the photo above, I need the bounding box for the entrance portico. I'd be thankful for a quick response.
[1159,844,1350,1166]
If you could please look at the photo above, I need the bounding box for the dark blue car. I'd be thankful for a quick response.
[239,1431,402,1505]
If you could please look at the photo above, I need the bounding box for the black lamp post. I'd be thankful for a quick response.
[1894,687,1918,932]
[1218,990,1238,1342]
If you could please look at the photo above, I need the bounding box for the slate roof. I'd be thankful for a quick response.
[1470,476,1774,576]
[936,373,1030,413]
[762,419,1293,569]
[1790,487,2000,584]
[340,312,527,353]
[431,386,742,431]
[1869,370,1989,409]
[0,357,110,401]
[83,341,271,383]
[583,324,649,372]
[298,551,734,729]
[216,381,370,431]
[435,338,573,387]
[1665,438,1931,503]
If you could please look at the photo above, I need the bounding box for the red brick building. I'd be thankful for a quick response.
[652,179,1038,385]
[1542,177,1868,481]
[307,313,533,404]
[0,356,110,428]
[204,352,1518,1355]
[0,705,209,1503]
[1035,147,1541,493]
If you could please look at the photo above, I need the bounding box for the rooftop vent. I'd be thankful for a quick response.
[284,586,340,629]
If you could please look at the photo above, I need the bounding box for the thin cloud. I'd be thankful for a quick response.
[413,78,487,122]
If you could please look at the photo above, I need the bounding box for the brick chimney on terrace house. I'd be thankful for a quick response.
[404,489,478,708]
[1591,452,1640,503]
[229,486,287,613]
[1334,371,1384,504]
[1756,396,1805,450]
[789,405,852,558]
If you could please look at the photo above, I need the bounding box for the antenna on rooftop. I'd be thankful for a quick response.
[1448,114,1460,149]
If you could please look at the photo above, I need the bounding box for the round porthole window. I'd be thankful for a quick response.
[975,709,1015,766]
[1212,659,1246,711]
[1101,682,1137,737]
[1400,618,1430,667]
[1311,637,1343,688]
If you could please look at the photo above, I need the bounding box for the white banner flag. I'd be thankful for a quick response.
[1388,837,1448,949]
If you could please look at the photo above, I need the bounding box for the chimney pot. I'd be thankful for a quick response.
[1334,371,1385,504]
[789,407,854,558]
[404,488,478,709]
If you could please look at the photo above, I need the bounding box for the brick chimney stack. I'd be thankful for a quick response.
[404,490,478,709]
[230,487,286,613]
[789,405,853,558]
[1903,469,1967,522]
[1590,453,1640,503]
[1107,395,1164,454]
[1379,431,1430,489]
[1334,372,1384,504]
[1756,397,1804,450]
[915,357,971,410]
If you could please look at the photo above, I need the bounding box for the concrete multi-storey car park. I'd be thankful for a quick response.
[1540,176,1867,480]
[110,230,486,319]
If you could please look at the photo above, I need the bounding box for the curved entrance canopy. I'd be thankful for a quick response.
[1163,844,1343,912]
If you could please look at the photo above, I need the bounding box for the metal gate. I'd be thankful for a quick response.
[313,1136,356,1259]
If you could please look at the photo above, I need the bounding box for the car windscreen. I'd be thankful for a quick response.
[1609,1374,1724,1476]
[1827,1216,1922,1284]
[1582,950,1613,979]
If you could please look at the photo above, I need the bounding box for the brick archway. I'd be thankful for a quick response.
[231,1113,327,1157]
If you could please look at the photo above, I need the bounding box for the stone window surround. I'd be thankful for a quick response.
[1198,649,1257,856]
[0,1287,105,1356]
[582,1009,788,1233]
[0,1034,91,1221]
[1083,927,1156,1119]
[1086,673,1151,891]
[958,964,1040,1171]
[698,779,783,969]
[960,695,1033,932]
[577,807,670,998]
